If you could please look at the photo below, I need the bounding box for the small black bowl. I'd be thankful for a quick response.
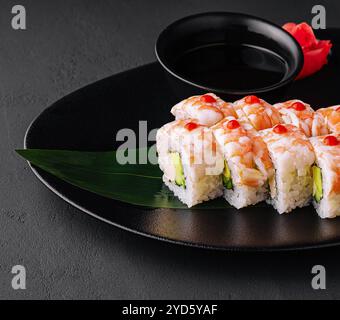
[155,12,303,102]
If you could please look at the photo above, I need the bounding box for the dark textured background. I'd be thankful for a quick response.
[1,0,340,299]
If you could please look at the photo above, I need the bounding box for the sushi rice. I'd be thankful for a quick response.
[156,119,224,207]
[259,124,315,213]
[310,134,340,218]
[211,117,274,208]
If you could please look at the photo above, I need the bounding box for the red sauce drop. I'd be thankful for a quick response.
[336,106,340,112]
[200,94,216,103]
[273,124,288,134]
[185,122,200,131]
[226,119,240,130]
[323,135,338,146]
[244,95,261,104]
[290,101,306,111]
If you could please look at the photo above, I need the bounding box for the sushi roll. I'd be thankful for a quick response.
[211,117,274,208]
[259,124,315,213]
[273,100,329,137]
[156,119,224,207]
[171,93,237,127]
[316,105,340,134]
[233,95,282,131]
[310,134,340,218]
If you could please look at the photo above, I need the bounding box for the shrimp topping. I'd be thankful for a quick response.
[171,93,237,127]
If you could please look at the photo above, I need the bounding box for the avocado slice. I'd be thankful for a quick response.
[222,160,233,190]
[268,175,277,199]
[312,165,323,203]
[170,152,186,188]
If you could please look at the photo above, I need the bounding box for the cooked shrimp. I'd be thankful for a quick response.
[211,117,272,187]
[233,95,282,131]
[171,93,237,127]
[317,105,340,134]
[274,100,329,137]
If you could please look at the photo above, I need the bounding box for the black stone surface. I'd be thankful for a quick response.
[1,0,340,299]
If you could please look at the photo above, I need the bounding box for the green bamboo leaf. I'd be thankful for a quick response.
[16,149,232,209]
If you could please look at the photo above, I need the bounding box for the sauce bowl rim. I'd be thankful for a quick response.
[155,11,304,95]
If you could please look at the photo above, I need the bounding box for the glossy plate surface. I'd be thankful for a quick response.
[25,29,340,251]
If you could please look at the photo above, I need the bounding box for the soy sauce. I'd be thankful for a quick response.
[173,43,288,91]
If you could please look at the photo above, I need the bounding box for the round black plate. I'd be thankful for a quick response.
[25,29,340,251]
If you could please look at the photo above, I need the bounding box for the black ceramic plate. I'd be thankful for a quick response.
[25,29,340,251]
